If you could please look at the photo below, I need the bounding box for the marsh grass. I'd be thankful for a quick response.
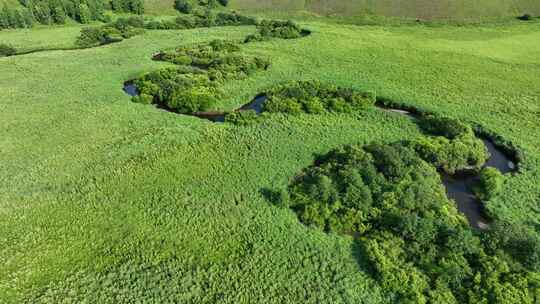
[1,19,540,303]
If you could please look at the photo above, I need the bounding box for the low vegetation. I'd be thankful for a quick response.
[0,43,16,56]
[2,7,540,304]
[224,109,260,125]
[282,142,540,303]
[263,80,375,114]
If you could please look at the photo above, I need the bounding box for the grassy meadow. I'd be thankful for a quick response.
[1,11,540,303]
[230,0,540,19]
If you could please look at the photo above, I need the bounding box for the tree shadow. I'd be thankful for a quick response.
[350,237,378,277]
[260,187,281,206]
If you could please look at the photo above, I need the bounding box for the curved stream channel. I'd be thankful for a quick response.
[124,83,517,229]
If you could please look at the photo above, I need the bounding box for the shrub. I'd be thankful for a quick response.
[217,0,228,6]
[224,110,260,125]
[76,27,123,47]
[0,43,16,57]
[245,19,307,42]
[412,115,488,173]
[175,0,192,14]
[419,116,470,139]
[132,94,153,104]
[474,167,504,201]
[411,134,488,174]
[214,12,256,26]
[262,81,375,115]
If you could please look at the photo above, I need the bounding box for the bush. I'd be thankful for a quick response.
[224,110,260,125]
[132,94,153,104]
[166,86,218,113]
[474,167,504,201]
[262,81,375,115]
[0,43,16,57]
[245,19,307,42]
[412,115,488,173]
[419,116,470,139]
[217,0,228,6]
[75,17,146,48]
[76,27,124,47]
[175,0,192,14]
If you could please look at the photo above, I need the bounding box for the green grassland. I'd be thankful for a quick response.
[1,14,540,303]
[231,0,540,20]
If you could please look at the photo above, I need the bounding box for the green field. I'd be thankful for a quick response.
[231,0,540,20]
[2,4,540,303]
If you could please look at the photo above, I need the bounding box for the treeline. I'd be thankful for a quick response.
[0,0,143,30]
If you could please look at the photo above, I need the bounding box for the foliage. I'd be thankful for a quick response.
[0,0,144,29]
[2,18,540,304]
[411,115,489,174]
[474,167,504,201]
[145,11,257,29]
[174,0,192,13]
[224,110,260,125]
[285,142,539,303]
[76,27,122,47]
[0,6,33,29]
[132,40,268,113]
[263,80,375,115]
[75,17,145,47]
[244,19,307,42]
[0,43,16,56]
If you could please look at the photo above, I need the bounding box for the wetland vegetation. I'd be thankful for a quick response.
[1,0,540,303]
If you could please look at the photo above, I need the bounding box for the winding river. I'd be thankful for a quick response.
[123,83,518,229]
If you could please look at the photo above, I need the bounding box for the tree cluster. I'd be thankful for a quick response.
[282,142,540,303]
[244,19,308,42]
[174,0,227,14]
[131,40,269,114]
[411,115,489,174]
[262,80,375,114]
[145,10,257,30]
[76,16,145,47]
[0,0,143,30]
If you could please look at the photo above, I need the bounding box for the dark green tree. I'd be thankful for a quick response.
[77,3,91,23]
[174,0,192,14]
[52,5,67,23]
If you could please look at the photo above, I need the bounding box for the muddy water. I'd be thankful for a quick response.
[123,82,138,97]
[441,139,516,229]
[381,107,516,229]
